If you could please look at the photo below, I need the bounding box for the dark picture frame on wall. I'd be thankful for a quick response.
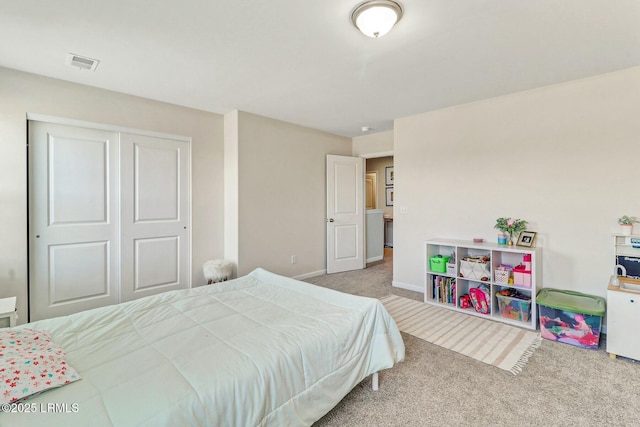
[385,166,394,186]
[386,187,394,206]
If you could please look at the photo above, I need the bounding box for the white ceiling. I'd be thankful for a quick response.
[2,0,640,137]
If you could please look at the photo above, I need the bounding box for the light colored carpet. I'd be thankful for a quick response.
[381,294,541,374]
[308,249,640,427]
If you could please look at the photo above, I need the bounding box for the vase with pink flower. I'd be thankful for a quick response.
[494,217,527,246]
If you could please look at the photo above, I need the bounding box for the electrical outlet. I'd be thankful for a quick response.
[291,255,297,264]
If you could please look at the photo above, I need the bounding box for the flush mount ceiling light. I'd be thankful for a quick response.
[351,0,403,38]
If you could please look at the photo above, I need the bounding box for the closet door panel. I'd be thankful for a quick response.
[120,133,190,301]
[29,121,120,321]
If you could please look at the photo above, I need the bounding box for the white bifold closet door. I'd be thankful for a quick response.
[29,121,190,322]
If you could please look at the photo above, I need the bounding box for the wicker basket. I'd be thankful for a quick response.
[494,269,510,284]
[459,258,491,281]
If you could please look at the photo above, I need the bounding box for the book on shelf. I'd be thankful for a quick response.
[433,275,456,305]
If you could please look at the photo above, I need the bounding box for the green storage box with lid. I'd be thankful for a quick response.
[537,288,606,349]
[429,255,450,273]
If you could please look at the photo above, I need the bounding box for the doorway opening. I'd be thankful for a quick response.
[364,154,393,268]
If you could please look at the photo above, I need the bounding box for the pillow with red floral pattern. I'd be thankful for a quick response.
[0,328,81,403]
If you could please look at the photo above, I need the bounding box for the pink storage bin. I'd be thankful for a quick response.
[513,265,531,288]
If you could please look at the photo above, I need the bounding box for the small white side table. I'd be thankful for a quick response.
[607,282,640,361]
[0,297,17,328]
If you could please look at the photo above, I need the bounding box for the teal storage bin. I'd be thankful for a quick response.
[537,288,606,349]
[429,255,450,273]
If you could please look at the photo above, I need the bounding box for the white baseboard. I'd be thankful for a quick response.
[292,269,327,280]
[392,280,424,294]
[366,255,384,263]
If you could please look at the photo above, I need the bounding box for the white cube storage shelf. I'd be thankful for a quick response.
[425,239,541,330]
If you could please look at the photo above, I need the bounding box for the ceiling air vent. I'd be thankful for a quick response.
[66,53,100,71]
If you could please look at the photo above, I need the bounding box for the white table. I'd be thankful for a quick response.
[0,297,17,327]
[607,280,640,361]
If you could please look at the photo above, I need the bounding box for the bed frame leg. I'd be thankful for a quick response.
[371,372,379,391]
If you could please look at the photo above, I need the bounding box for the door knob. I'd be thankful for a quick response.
[328,218,335,223]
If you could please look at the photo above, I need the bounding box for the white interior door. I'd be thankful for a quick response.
[326,155,365,274]
[29,122,120,321]
[120,133,190,301]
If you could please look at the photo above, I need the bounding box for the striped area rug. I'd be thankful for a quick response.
[381,294,541,374]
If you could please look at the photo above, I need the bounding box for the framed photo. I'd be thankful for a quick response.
[517,231,537,248]
[385,166,394,186]
[385,187,394,206]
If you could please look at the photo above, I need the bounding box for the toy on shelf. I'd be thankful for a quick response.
[459,294,471,309]
[496,288,531,322]
[469,284,490,314]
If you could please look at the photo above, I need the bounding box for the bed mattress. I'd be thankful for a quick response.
[2,268,404,426]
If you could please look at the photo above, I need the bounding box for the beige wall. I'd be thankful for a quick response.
[352,130,393,157]
[0,67,224,322]
[223,111,240,278]
[393,66,640,297]
[229,111,351,277]
[9,61,638,321]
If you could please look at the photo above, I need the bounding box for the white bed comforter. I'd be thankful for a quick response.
[3,268,404,426]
